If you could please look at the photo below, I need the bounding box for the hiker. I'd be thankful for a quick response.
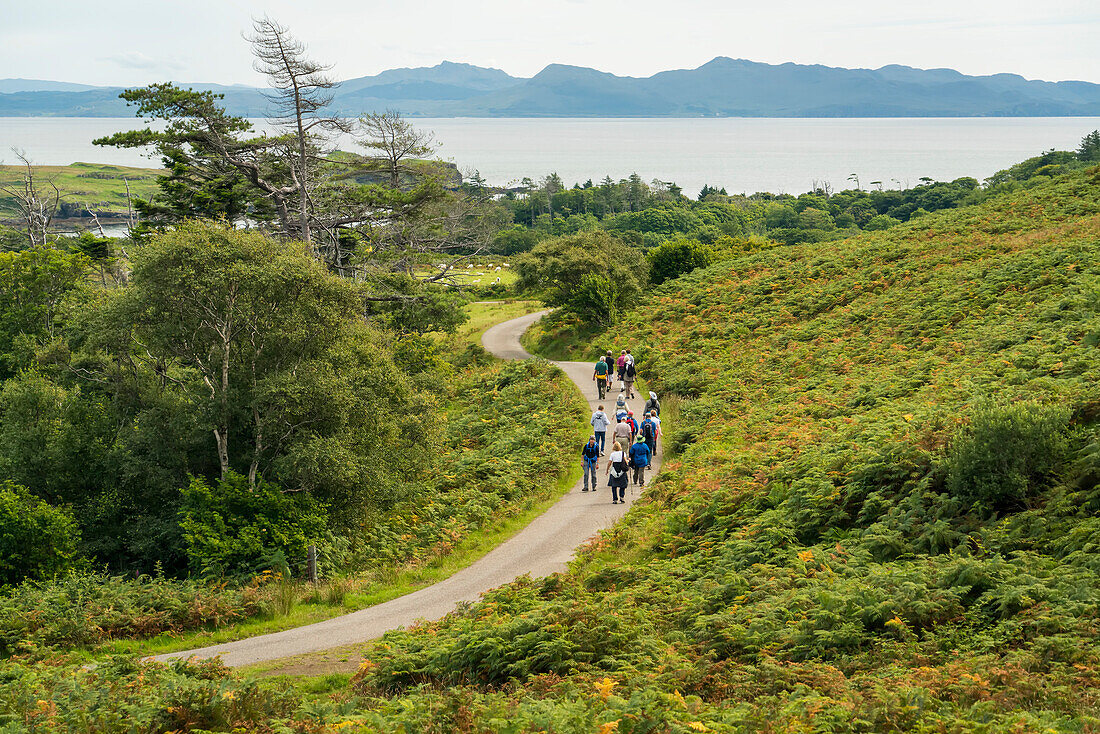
[615,393,629,420]
[616,350,628,385]
[606,441,629,504]
[645,391,661,417]
[641,410,659,455]
[625,410,638,441]
[590,405,611,455]
[629,433,651,487]
[623,359,637,399]
[593,356,609,399]
[603,352,616,384]
[581,436,599,492]
[613,416,632,451]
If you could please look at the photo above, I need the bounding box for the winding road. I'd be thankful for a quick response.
[154,309,659,668]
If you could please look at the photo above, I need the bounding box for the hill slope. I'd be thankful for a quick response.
[343,168,1100,729]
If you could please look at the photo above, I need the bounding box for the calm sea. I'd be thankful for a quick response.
[2,117,1098,197]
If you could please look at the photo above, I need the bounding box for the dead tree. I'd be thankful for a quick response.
[248,16,349,249]
[1,150,61,247]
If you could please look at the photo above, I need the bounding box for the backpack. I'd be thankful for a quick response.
[624,362,636,380]
[642,420,656,442]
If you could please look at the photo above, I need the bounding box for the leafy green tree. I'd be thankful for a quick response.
[0,481,80,585]
[0,246,89,377]
[100,221,359,486]
[515,231,646,325]
[647,237,717,284]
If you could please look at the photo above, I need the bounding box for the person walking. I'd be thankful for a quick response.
[628,434,651,488]
[645,391,661,417]
[581,436,599,492]
[591,405,611,455]
[593,357,609,399]
[623,359,637,399]
[613,416,632,452]
[606,441,629,504]
[616,350,628,387]
[614,393,629,421]
[603,352,616,387]
[626,411,639,442]
[641,410,659,455]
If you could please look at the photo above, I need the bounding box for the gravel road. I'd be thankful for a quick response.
[153,309,657,668]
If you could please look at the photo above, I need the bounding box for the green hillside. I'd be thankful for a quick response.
[0,162,161,219]
[7,168,1100,731]
[340,168,1100,730]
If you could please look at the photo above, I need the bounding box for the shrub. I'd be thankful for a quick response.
[864,214,902,231]
[647,237,717,285]
[946,401,1070,510]
[0,571,272,652]
[178,472,327,579]
[0,481,80,586]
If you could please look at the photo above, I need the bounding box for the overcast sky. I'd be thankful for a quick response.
[4,0,1098,86]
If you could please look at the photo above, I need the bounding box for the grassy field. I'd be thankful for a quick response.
[415,263,519,288]
[0,161,161,217]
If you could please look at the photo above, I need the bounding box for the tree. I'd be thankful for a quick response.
[1079,130,1100,162]
[0,151,61,248]
[647,237,717,285]
[248,16,350,249]
[0,481,80,585]
[515,231,647,325]
[357,111,437,190]
[102,221,361,487]
[0,245,89,377]
[94,84,294,233]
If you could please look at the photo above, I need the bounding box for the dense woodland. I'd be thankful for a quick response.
[3,18,1100,732]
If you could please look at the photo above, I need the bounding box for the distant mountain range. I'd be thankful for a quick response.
[4,58,1100,117]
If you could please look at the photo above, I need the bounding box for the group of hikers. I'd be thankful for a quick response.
[584,349,662,504]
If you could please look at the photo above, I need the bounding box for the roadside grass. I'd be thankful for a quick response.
[521,310,605,361]
[94,463,581,661]
[447,298,542,348]
[0,161,161,216]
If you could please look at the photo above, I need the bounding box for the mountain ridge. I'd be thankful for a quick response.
[4,58,1099,117]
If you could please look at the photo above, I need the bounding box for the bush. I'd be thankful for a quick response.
[179,473,327,579]
[946,401,1070,510]
[0,571,272,652]
[0,481,80,586]
[647,237,717,285]
[864,214,902,231]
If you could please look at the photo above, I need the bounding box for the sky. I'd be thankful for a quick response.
[3,0,1098,86]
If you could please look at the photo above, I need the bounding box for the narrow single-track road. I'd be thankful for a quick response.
[154,309,658,667]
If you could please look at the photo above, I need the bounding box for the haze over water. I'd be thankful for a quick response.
[3,116,1096,196]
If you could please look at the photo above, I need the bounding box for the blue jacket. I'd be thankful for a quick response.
[582,442,599,463]
[628,441,651,468]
